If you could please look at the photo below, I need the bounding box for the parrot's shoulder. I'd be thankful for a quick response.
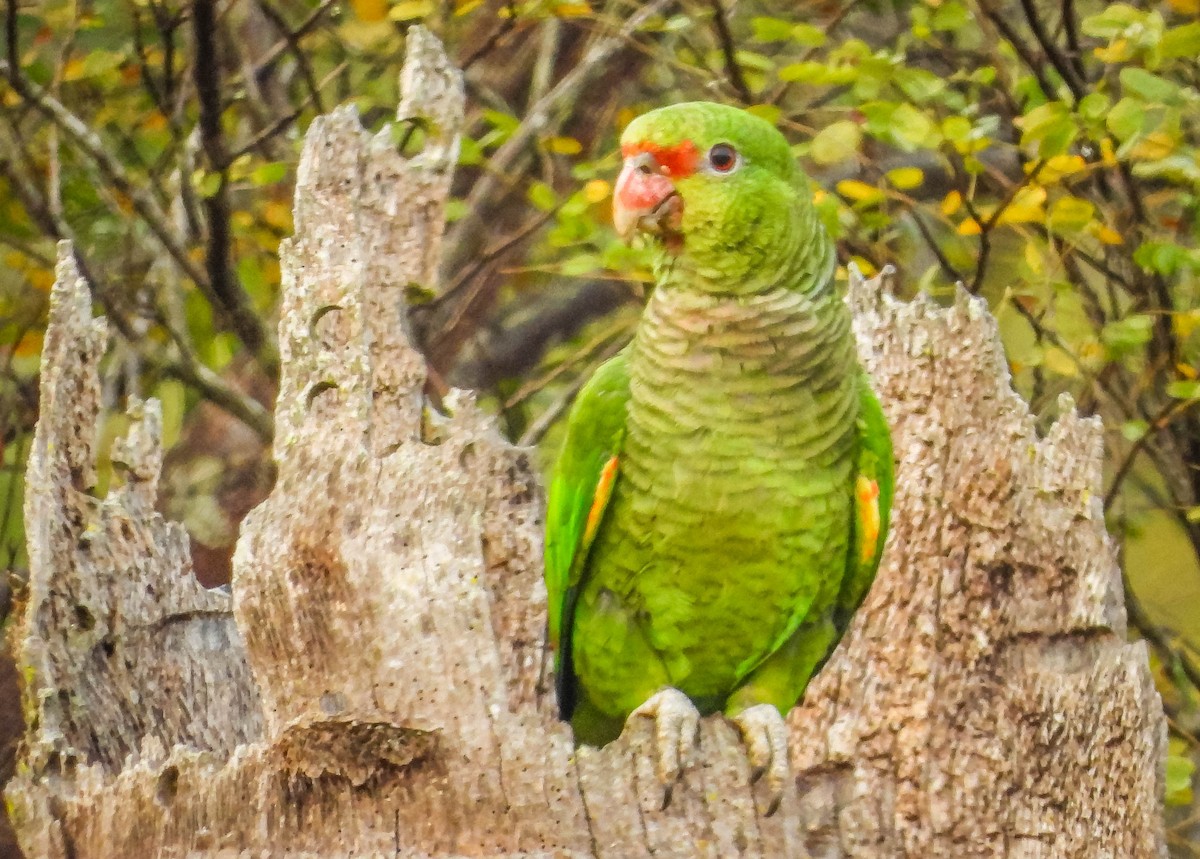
[563,347,632,450]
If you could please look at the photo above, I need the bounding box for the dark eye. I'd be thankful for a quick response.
[708,143,737,173]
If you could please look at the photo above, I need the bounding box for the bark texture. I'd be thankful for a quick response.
[5,28,1165,859]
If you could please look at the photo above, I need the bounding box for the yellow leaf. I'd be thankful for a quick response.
[995,186,1047,226]
[1043,346,1078,377]
[810,121,861,165]
[389,0,433,21]
[1127,131,1176,161]
[28,268,54,291]
[957,218,982,236]
[812,189,827,205]
[1100,138,1117,167]
[886,167,924,190]
[1048,196,1095,232]
[941,190,962,216]
[1093,224,1123,245]
[552,2,591,15]
[1024,242,1044,276]
[1177,360,1199,379]
[1078,340,1105,366]
[1175,311,1200,341]
[1094,39,1134,63]
[835,179,884,204]
[62,57,88,81]
[1168,0,1199,13]
[351,0,389,21]
[850,256,877,276]
[264,201,292,231]
[454,0,483,14]
[15,330,43,355]
[583,179,610,203]
[745,104,782,124]
[546,136,583,155]
[1038,154,1087,182]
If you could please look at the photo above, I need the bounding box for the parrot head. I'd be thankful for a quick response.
[614,101,813,287]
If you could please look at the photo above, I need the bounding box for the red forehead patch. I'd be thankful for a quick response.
[620,140,700,179]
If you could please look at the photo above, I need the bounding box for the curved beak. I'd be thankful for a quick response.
[613,152,681,243]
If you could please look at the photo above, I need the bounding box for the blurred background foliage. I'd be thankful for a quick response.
[1,0,1200,852]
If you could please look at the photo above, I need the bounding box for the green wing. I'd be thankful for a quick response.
[544,349,630,719]
[835,375,894,633]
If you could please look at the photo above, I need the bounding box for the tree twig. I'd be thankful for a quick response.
[707,0,752,104]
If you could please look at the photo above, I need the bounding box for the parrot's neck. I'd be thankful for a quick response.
[627,232,858,470]
[651,195,834,298]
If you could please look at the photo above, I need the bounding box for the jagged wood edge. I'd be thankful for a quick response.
[5,244,265,857]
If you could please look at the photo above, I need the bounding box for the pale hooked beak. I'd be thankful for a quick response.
[613,152,683,244]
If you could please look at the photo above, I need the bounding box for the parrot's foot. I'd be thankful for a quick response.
[627,687,701,810]
[730,704,791,817]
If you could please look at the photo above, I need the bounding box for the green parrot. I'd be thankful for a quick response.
[543,101,893,813]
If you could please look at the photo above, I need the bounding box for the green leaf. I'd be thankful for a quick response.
[931,0,969,31]
[1106,97,1146,143]
[790,23,826,47]
[1078,92,1110,122]
[457,135,483,166]
[889,104,935,151]
[1101,314,1154,355]
[483,109,520,135]
[1162,22,1200,60]
[751,16,793,42]
[941,115,972,144]
[1166,380,1200,400]
[1081,3,1145,39]
[527,181,557,212]
[1134,241,1190,275]
[250,162,288,186]
[1017,101,1076,158]
[1047,197,1095,233]
[1121,420,1148,442]
[778,61,857,85]
[893,68,945,103]
[191,168,221,199]
[1120,68,1180,104]
[561,252,601,277]
[1166,754,1195,806]
[810,120,862,165]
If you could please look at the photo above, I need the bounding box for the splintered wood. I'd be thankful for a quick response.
[6,28,1165,859]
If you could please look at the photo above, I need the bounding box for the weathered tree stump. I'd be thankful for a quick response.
[5,28,1165,859]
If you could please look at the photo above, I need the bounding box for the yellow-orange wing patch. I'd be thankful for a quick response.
[583,455,620,550]
[855,475,881,565]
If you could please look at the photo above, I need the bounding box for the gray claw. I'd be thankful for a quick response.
[628,687,701,810]
[730,703,791,817]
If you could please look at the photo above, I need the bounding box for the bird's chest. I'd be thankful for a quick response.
[617,290,852,524]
